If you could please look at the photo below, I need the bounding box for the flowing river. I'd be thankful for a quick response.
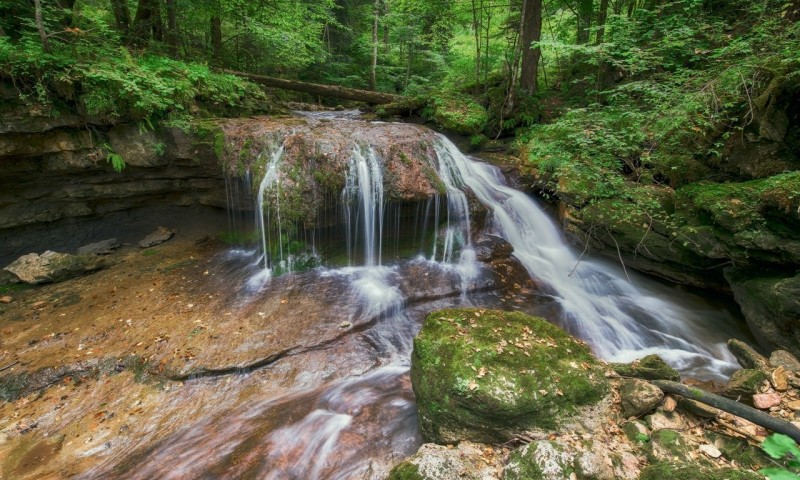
[81,116,750,479]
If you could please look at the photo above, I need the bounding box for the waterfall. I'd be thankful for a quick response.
[431,134,739,379]
[250,144,286,286]
[342,144,385,266]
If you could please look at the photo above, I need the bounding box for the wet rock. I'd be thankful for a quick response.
[609,354,681,382]
[77,238,120,255]
[473,235,514,262]
[645,429,692,463]
[752,392,781,409]
[138,227,176,248]
[411,309,609,444]
[722,369,769,401]
[3,251,105,284]
[638,462,762,480]
[726,271,800,359]
[619,379,664,418]
[727,339,769,370]
[386,442,503,480]
[770,350,800,373]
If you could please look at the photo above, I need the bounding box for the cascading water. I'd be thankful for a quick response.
[102,118,750,480]
[431,135,740,380]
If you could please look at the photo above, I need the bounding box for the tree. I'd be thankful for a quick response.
[520,0,543,94]
[34,0,50,52]
[577,0,593,44]
[370,0,380,90]
[595,0,609,44]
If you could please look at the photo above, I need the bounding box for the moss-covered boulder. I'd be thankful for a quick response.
[610,354,681,382]
[411,309,609,444]
[503,442,573,480]
[619,379,664,418]
[722,369,770,401]
[644,429,692,464]
[638,462,762,480]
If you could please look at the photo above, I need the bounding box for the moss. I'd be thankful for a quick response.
[622,420,650,443]
[386,462,425,480]
[723,369,769,399]
[411,309,609,444]
[638,462,763,480]
[707,432,772,470]
[504,444,545,480]
[611,354,681,381]
[425,92,489,135]
[646,429,693,464]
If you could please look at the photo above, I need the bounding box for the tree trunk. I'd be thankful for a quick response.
[595,0,609,44]
[56,0,76,27]
[150,0,164,41]
[34,0,50,53]
[211,4,222,65]
[786,0,800,21]
[222,70,405,104]
[165,0,179,57]
[131,0,154,46]
[110,0,131,38]
[471,0,482,87]
[577,0,593,44]
[370,0,379,90]
[520,0,543,94]
[652,380,800,444]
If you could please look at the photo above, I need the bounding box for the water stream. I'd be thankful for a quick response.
[86,117,751,479]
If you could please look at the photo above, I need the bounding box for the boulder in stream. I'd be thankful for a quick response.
[411,308,609,444]
[3,251,105,284]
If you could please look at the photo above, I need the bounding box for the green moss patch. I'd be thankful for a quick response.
[411,308,609,444]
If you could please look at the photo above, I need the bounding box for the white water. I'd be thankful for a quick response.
[431,135,739,380]
[343,145,385,266]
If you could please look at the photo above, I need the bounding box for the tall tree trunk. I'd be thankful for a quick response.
[210,15,222,65]
[370,0,379,90]
[577,0,593,44]
[34,0,50,52]
[56,0,76,27]
[595,0,609,44]
[520,0,543,94]
[150,0,164,41]
[165,0,179,57]
[131,0,154,46]
[471,0,482,87]
[110,0,131,39]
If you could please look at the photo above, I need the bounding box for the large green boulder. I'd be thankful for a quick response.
[411,309,609,444]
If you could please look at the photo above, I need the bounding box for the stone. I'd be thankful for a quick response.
[3,251,105,284]
[722,369,769,401]
[138,227,176,248]
[473,235,514,262]
[770,350,800,374]
[411,309,609,444]
[621,420,650,443]
[77,238,120,256]
[32,301,47,310]
[726,271,800,360]
[639,462,763,480]
[788,400,800,411]
[0,296,11,304]
[619,379,664,418]
[663,395,678,413]
[771,365,789,391]
[609,354,681,382]
[504,442,573,480]
[727,339,770,370]
[752,393,782,409]
[645,429,692,464]
[108,125,169,167]
[698,444,722,459]
[386,442,503,480]
[646,411,687,431]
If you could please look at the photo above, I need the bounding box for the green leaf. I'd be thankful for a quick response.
[760,468,800,480]
[762,434,800,461]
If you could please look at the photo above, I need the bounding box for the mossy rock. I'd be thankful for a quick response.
[504,442,571,480]
[645,429,692,464]
[638,462,762,480]
[411,309,609,444]
[706,432,773,470]
[425,93,489,136]
[386,442,503,480]
[386,462,425,480]
[611,354,681,382]
[722,369,770,401]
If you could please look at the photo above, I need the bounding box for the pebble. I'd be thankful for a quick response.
[787,400,800,411]
[0,295,12,304]
[699,444,722,459]
[32,300,47,310]
[663,395,677,413]
[771,366,789,391]
[752,392,782,409]
[339,321,351,329]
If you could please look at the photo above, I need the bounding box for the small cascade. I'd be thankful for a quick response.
[432,134,741,380]
[342,144,385,266]
[249,143,286,286]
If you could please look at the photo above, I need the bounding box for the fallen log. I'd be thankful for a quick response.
[652,379,800,443]
[221,69,403,105]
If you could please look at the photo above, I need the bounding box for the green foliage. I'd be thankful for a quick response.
[761,434,800,480]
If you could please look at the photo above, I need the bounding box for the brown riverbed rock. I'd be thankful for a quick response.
[3,251,105,284]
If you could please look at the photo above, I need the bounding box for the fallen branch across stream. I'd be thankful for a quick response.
[652,379,800,443]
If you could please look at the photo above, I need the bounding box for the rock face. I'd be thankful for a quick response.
[726,271,800,358]
[411,308,609,444]
[3,251,105,284]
